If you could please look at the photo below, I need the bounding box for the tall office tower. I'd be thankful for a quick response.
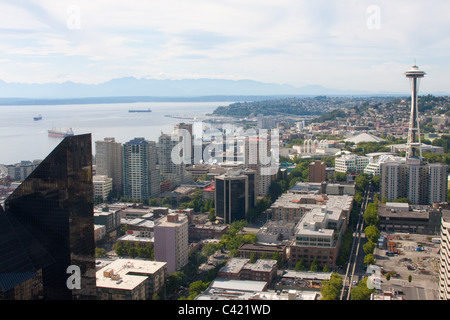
[95,137,123,194]
[309,160,326,183]
[154,213,189,274]
[215,169,250,224]
[404,64,426,162]
[243,134,275,196]
[0,134,96,300]
[174,123,194,164]
[439,211,450,300]
[123,138,160,201]
[158,133,191,187]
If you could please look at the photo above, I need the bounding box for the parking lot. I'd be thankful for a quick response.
[373,233,441,300]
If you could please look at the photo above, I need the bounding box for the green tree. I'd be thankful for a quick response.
[363,240,376,255]
[364,202,379,226]
[128,245,138,258]
[310,259,319,272]
[350,277,375,300]
[167,271,188,293]
[95,247,107,258]
[320,273,343,300]
[294,259,306,271]
[355,173,370,193]
[114,241,126,256]
[364,254,375,266]
[364,225,380,243]
[335,171,347,182]
[202,242,220,256]
[208,211,216,222]
[188,280,209,299]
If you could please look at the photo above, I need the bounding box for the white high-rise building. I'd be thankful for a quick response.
[242,134,276,196]
[429,164,448,204]
[95,137,123,194]
[123,138,159,201]
[158,132,192,187]
[380,162,447,205]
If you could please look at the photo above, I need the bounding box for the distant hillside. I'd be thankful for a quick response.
[212,96,391,117]
[0,77,390,100]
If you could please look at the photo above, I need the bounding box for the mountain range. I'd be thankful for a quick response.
[0,76,440,105]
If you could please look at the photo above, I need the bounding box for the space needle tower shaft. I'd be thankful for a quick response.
[404,64,426,161]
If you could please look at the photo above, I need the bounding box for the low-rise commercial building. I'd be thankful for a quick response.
[334,154,370,174]
[217,258,277,284]
[378,202,444,235]
[289,204,348,269]
[96,259,166,300]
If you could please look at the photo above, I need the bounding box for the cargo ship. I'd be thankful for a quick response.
[33,115,42,121]
[48,128,74,138]
[129,108,152,113]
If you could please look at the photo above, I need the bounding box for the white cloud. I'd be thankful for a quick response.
[1,0,450,92]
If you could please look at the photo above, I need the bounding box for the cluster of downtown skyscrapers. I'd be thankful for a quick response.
[0,121,279,299]
[0,65,448,300]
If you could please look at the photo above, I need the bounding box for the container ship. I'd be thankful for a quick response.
[48,128,74,138]
[129,108,152,113]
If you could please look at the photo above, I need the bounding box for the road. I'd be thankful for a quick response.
[340,182,373,300]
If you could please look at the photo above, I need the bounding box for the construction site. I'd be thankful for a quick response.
[373,233,441,300]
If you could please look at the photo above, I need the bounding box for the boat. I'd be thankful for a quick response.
[33,115,42,121]
[48,128,74,138]
[129,108,152,113]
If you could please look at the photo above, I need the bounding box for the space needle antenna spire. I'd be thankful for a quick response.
[404,63,426,162]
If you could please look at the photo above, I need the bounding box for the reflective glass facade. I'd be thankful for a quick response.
[4,134,96,300]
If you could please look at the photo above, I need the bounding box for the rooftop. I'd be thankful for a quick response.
[96,259,166,290]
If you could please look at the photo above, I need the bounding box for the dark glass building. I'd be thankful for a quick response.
[215,169,255,224]
[0,134,96,300]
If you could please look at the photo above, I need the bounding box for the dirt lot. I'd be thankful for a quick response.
[373,233,441,300]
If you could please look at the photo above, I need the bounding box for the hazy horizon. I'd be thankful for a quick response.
[1,1,449,96]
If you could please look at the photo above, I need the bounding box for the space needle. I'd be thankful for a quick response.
[404,64,426,163]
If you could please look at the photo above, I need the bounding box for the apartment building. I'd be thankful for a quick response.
[439,211,450,300]
[380,162,448,205]
[154,213,189,274]
[123,138,160,200]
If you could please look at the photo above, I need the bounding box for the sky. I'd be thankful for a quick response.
[1,0,450,94]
